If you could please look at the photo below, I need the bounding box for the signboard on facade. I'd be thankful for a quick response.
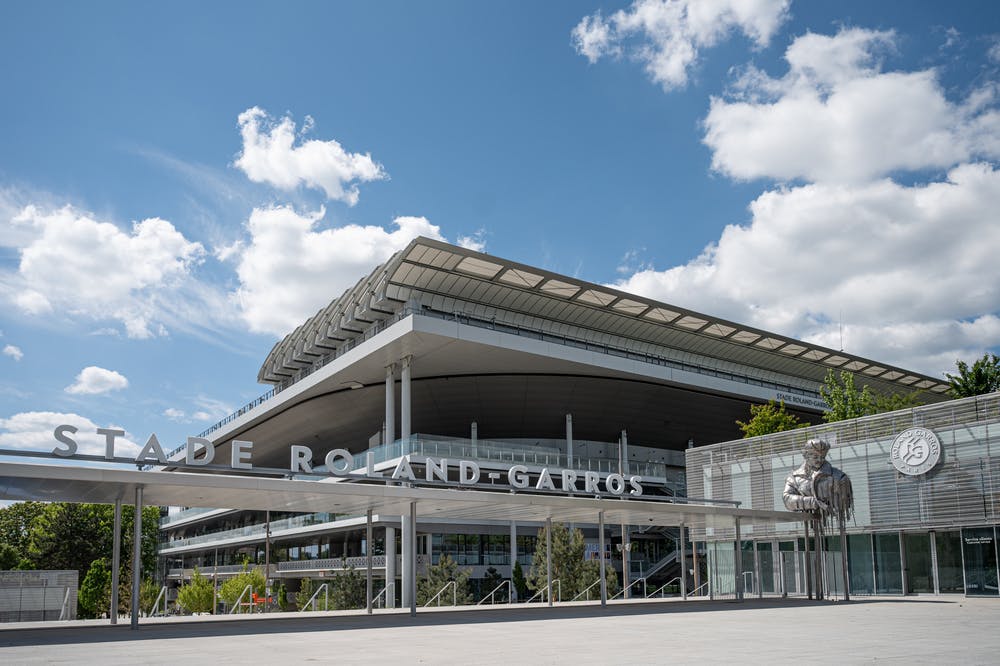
[890,427,942,476]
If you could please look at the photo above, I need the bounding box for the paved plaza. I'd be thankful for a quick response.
[0,596,997,665]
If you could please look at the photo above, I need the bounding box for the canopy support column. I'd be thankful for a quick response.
[599,510,607,607]
[366,509,373,615]
[110,497,121,624]
[130,486,143,630]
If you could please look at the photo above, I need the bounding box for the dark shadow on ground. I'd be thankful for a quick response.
[0,597,958,647]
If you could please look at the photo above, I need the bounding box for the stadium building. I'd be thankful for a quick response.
[157,237,950,605]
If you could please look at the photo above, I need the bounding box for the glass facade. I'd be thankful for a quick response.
[687,393,1000,597]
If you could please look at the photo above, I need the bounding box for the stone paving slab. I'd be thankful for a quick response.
[0,596,996,664]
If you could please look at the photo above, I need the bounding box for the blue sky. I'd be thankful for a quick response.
[1,0,999,455]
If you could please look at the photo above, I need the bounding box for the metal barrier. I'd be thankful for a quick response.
[424,580,456,607]
[571,580,601,601]
[525,579,560,603]
[300,583,329,612]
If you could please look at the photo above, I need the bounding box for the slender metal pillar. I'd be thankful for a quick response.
[546,518,553,607]
[620,430,628,475]
[408,502,417,616]
[264,510,271,613]
[366,509,373,614]
[402,512,413,611]
[930,531,940,595]
[840,516,850,601]
[598,511,607,607]
[386,526,396,608]
[753,540,762,598]
[679,523,687,600]
[384,364,395,445]
[804,520,813,599]
[401,356,411,446]
[692,538,700,597]
[621,523,629,599]
[899,530,908,596]
[814,520,824,600]
[471,421,478,458]
[510,521,518,601]
[734,517,743,601]
[110,498,121,624]
[130,486,143,630]
[565,414,573,468]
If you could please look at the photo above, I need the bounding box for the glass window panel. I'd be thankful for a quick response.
[848,533,875,595]
[903,533,933,593]
[962,527,999,596]
[935,530,964,593]
[874,532,902,594]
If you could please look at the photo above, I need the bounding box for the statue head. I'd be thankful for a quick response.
[802,438,830,472]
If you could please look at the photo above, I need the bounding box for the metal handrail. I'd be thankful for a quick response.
[300,583,329,612]
[611,577,646,600]
[229,584,254,614]
[646,577,680,598]
[525,579,560,604]
[571,579,601,602]
[424,580,457,607]
[372,586,387,609]
[691,581,709,597]
[150,585,168,616]
[476,580,512,605]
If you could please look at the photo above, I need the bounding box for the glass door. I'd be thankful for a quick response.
[962,527,999,596]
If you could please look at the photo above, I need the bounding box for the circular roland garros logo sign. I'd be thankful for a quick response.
[890,427,942,476]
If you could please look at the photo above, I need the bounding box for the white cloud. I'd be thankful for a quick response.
[704,28,1000,183]
[0,411,139,456]
[233,206,444,336]
[2,345,22,361]
[457,230,488,253]
[163,407,186,422]
[2,204,208,338]
[572,0,790,90]
[614,163,1000,376]
[65,366,130,395]
[234,107,387,204]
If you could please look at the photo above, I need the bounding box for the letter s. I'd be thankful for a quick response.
[53,425,78,457]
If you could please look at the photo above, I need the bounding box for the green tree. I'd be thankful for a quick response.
[0,543,23,570]
[481,566,504,602]
[527,522,619,601]
[947,353,1000,397]
[511,560,528,601]
[276,582,289,611]
[218,565,266,611]
[0,501,45,565]
[417,554,473,606]
[297,576,324,610]
[78,558,112,619]
[177,568,215,614]
[820,370,922,423]
[330,560,366,610]
[736,400,809,438]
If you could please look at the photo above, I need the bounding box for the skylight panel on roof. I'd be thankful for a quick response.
[843,361,868,371]
[455,256,503,279]
[930,385,949,393]
[915,380,935,389]
[729,330,760,344]
[676,315,708,330]
[899,376,919,385]
[497,268,544,288]
[779,344,806,355]
[611,299,648,316]
[539,279,580,298]
[863,366,886,376]
[881,371,904,380]
[702,323,736,337]
[755,337,785,350]
[576,289,617,307]
[801,350,829,361]
[643,307,680,323]
[823,355,849,366]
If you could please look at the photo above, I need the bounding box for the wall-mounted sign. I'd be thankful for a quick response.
[890,427,941,476]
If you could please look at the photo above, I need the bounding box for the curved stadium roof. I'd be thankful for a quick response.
[257,237,950,399]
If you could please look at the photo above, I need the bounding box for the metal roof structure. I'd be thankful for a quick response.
[258,237,950,397]
[0,459,798,531]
